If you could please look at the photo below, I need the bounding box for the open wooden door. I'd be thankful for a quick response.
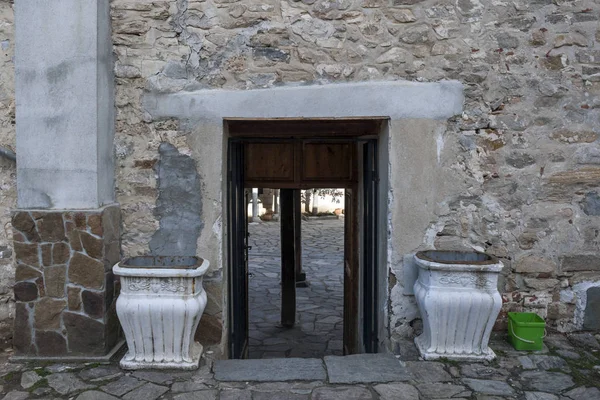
[343,188,359,354]
[228,140,249,359]
[362,140,378,353]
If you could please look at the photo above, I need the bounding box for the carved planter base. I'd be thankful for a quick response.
[413,251,503,362]
[113,256,209,370]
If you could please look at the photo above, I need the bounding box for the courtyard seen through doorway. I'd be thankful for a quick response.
[247,189,344,359]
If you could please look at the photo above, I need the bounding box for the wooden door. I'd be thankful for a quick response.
[227,141,249,359]
[343,188,359,354]
[362,140,378,353]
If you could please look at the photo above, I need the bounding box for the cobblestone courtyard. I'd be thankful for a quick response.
[248,218,344,359]
[0,331,599,399]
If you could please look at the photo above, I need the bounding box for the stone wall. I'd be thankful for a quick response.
[0,1,15,348]
[12,206,121,356]
[110,0,600,349]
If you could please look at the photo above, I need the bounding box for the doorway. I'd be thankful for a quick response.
[246,194,345,358]
[226,118,383,359]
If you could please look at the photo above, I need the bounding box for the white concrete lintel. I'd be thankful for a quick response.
[143,80,464,122]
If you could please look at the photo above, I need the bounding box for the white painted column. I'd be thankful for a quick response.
[312,190,319,215]
[251,188,260,222]
[15,0,115,209]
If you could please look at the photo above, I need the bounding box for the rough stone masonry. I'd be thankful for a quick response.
[0,0,599,352]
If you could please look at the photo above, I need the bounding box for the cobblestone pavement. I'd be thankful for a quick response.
[0,331,599,399]
[248,218,344,359]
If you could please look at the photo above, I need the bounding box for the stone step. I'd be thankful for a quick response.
[214,358,326,382]
[214,354,411,384]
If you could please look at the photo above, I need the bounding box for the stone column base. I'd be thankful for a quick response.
[11,204,121,358]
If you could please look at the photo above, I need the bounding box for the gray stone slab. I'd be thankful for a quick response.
[525,392,559,400]
[132,370,174,385]
[251,392,308,400]
[100,376,144,397]
[325,354,410,384]
[20,371,41,389]
[46,372,94,395]
[173,390,218,400]
[219,389,252,400]
[584,287,600,330]
[1,392,29,400]
[171,381,210,393]
[78,366,122,382]
[406,361,452,382]
[520,371,575,393]
[373,383,420,400]
[462,378,515,396]
[564,386,600,400]
[569,333,600,349]
[214,358,326,382]
[311,386,373,400]
[122,383,168,400]
[417,383,468,398]
[76,391,120,400]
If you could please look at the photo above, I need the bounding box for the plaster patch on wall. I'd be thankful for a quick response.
[149,143,203,256]
[560,280,600,331]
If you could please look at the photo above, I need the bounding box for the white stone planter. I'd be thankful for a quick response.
[413,250,503,361]
[113,256,209,370]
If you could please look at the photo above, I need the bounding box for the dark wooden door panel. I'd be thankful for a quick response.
[302,142,353,181]
[228,141,249,359]
[245,142,294,182]
[343,188,359,355]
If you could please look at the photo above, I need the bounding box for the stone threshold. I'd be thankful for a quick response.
[10,339,126,364]
[214,353,410,384]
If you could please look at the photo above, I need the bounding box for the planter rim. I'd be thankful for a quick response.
[113,256,210,278]
[415,250,503,272]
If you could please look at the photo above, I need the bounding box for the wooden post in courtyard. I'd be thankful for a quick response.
[280,189,296,327]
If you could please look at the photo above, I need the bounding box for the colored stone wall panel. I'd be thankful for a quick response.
[15,264,42,282]
[80,232,104,260]
[13,303,32,354]
[53,242,71,264]
[82,290,105,319]
[68,229,83,252]
[67,286,82,311]
[35,330,67,356]
[41,244,52,266]
[12,212,39,242]
[68,252,106,290]
[14,282,38,302]
[44,265,66,298]
[34,298,66,330]
[63,312,107,355]
[88,214,103,237]
[11,205,122,356]
[36,214,66,242]
[13,242,40,267]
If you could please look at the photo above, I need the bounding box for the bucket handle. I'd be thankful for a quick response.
[509,319,546,344]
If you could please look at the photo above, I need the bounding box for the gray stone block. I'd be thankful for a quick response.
[214,358,326,382]
[325,354,410,384]
[462,378,515,396]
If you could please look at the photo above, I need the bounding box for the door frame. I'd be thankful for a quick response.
[226,125,381,358]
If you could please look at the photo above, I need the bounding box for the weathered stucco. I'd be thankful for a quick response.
[0,0,599,350]
[0,1,15,348]
[109,0,600,353]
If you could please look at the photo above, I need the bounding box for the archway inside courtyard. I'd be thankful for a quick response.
[226,118,383,359]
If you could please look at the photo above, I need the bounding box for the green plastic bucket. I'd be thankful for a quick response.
[508,312,546,351]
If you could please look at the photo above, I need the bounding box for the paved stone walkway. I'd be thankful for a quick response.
[248,218,344,359]
[1,331,599,399]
